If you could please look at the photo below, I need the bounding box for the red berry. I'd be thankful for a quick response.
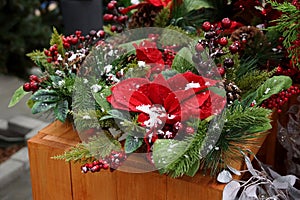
[86,163,93,169]
[103,14,114,21]
[186,127,195,134]
[229,44,239,54]
[195,43,205,52]
[23,82,31,92]
[117,15,126,23]
[219,37,228,46]
[202,21,211,32]
[102,164,109,169]
[70,37,78,45]
[217,66,225,76]
[110,0,117,6]
[47,57,53,63]
[91,165,101,172]
[29,75,39,82]
[97,30,105,38]
[107,2,115,10]
[30,81,39,92]
[110,25,117,32]
[224,58,234,68]
[221,18,232,29]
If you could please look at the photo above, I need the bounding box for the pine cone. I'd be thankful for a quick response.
[230,26,265,47]
[223,80,242,105]
[128,4,163,29]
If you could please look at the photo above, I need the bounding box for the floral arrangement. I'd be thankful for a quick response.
[8,0,300,193]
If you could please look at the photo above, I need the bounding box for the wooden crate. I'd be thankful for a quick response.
[28,120,274,200]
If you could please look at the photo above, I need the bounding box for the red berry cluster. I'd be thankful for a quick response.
[103,1,128,33]
[62,30,105,50]
[163,47,176,66]
[81,159,109,173]
[261,85,300,113]
[193,18,237,77]
[23,75,40,92]
[81,150,127,173]
[44,44,59,63]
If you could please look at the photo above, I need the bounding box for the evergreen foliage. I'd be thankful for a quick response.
[0,0,62,78]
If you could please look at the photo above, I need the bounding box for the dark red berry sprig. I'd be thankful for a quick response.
[44,44,59,63]
[103,0,129,33]
[162,46,177,67]
[261,85,300,113]
[80,150,127,173]
[81,159,110,173]
[23,75,40,92]
[106,150,127,171]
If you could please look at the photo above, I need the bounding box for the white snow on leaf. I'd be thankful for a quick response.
[185,82,200,90]
[217,170,233,183]
[222,180,240,200]
[90,84,102,93]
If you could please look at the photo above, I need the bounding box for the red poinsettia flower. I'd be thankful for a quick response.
[145,0,172,7]
[107,72,226,129]
[133,40,165,65]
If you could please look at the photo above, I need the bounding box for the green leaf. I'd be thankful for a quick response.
[8,86,29,107]
[209,86,226,97]
[253,75,292,105]
[30,89,60,102]
[124,135,143,154]
[92,88,111,111]
[183,0,213,14]
[173,0,214,18]
[31,101,57,114]
[54,100,69,122]
[27,99,35,109]
[161,69,179,79]
[171,47,196,73]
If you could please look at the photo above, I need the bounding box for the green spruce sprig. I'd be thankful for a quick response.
[267,0,300,67]
[200,104,272,176]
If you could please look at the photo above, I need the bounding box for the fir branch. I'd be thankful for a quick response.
[200,104,272,176]
[267,0,300,67]
[84,132,122,159]
[159,25,196,46]
[236,69,276,98]
[26,50,52,72]
[50,27,65,55]
[154,7,171,27]
[52,143,94,163]
[153,120,208,178]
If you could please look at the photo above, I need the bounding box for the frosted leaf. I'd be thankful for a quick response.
[273,175,298,189]
[222,181,240,200]
[217,170,232,183]
[289,187,300,199]
[245,155,257,176]
[227,165,241,176]
[244,185,258,199]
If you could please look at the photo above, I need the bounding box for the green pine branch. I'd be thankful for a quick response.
[52,143,94,163]
[236,69,276,98]
[200,104,272,175]
[267,0,300,68]
[154,7,171,27]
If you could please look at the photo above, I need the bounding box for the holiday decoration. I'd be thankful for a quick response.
[9,0,300,198]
